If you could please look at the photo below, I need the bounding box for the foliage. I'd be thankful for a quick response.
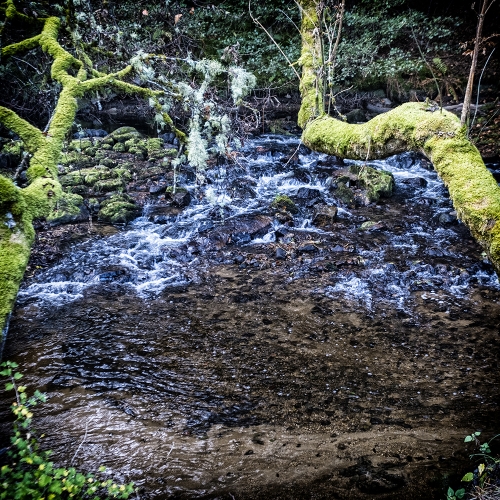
[0,361,135,499]
[333,7,462,93]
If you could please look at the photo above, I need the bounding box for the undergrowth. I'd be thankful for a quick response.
[0,361,135,499]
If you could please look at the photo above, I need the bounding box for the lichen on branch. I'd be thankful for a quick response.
[0,0,178,335]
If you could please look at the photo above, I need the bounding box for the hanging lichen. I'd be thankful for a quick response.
[0,0,178,335]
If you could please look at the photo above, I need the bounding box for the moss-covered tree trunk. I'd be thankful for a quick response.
[297,0,500,278]
[0,0,176,336]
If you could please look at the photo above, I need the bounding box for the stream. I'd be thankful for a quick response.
[1,134,500,499]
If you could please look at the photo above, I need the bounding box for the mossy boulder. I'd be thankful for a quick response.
[271,194,299,214]
[108,126,143,143]
[98,194,141,224]
[113,142,126,153]
[94,178,125,193]
[46,192,88,226]
[60,166,112,187]
[68,139,92,152]
[59,151,95,169]
[146,138,163,152]
[350,164,394,202]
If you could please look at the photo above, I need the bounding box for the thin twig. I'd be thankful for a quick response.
[471,47,496,131]
[249,0,301,82]
[71,417,95,466]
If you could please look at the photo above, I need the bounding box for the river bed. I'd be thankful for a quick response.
[1,135,500,499]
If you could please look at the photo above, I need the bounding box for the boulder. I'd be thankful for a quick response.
[312,204,338,227]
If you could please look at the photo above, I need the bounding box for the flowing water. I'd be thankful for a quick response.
[1,135,500,499]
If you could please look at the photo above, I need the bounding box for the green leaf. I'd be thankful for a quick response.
[13,373,23,380]
[461,472,474,482]
[447,487,454,496]
[464,436,473,442]
[456,489,465,499]
[4,383,14,391]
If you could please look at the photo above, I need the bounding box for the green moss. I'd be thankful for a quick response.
[301,102,500,275]
[146,138,163,152]
[352,165,394,202]
[297,0,323,129]
[333,182,354,206]
[2,140,22,156]
[46,192,85,225]
[97,194,140,224]
[109,127,142,143]
[113,142,126,153]
[100,143,112,150]
[93,178,124,193]
[59,151,94,168]
[271,194,299,214]
[69,139,92,151]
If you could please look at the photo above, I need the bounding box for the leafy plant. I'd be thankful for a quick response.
[447,431,500,500]
[0,361,135,499]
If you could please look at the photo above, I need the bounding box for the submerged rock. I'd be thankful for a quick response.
[207,214,273,248]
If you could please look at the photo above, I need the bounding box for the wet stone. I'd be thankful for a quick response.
[312,204,338,228]
[275,248,287,260]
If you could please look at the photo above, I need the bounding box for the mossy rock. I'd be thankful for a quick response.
[146,138,163,152]
[85,146,99,157]
[100,143,112,151]
[113,142,126,153]
[60,166,112,187]
[350,164,394,201]
[94,151,108,161]
[164,148,178,158]
[98,194,141,224]
[124,138,141,150]
[94,178,125,193]
[101,136,115,146]
[68,139,92,151]
[114,168,132,181]
[128,147,146,159]
[333,182,355,206]
[271,194,299,214]
[59,151,94,168]
[149,150,168,161]
[46,192,88,226]
[108,126,143,143]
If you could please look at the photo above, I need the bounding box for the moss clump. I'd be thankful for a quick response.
[271,194,299,214]
[98,194,140,224]
[68,139,92,151]
[2,140,23,157]
[46,192,86,225]
[100,143,112,151]
[333,182,355,206]
[113,142,126,153]
[59,151,94,168]
[146,138,163,152]
[350,164,394,202]
[94,178,124,193]
[109,127,142,143]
